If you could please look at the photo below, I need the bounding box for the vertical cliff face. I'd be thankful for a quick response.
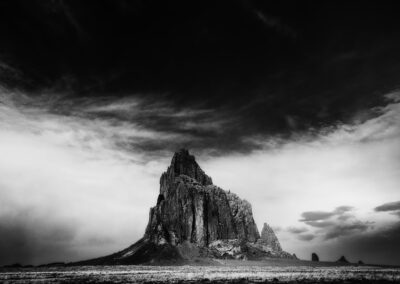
[145,149,260,247]
[226,192,260,243]
[78,149,292,265]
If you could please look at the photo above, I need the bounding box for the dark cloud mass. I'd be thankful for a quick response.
[0,209,77,265]
[334,222,400,265]
[300,212,336,222]
[297,234,315,241]
[375,201,400,212]
[324,222,371,240]
[1,0,400,154]
[299,206,373,240]
[300,206,353,222]
[1,0,400,267]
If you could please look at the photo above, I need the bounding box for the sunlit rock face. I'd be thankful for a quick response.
[78,149,293,265]
[145,149,260,247]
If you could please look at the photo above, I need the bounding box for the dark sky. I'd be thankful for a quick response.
[1,0,400,153]
[1,0,400,266]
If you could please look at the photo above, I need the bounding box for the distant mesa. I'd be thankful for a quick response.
[336,256,349,263]
[311,253,319,262]
[3,263,23,268]
[3,263,34,268]
[76,149,294,265]
[38,262,66,268]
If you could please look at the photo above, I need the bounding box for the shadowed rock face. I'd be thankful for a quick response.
[312,253,319,262]
[337,256,349,263]
[257,223,282,252]
[145,149,260,246]
[76,149,292,265]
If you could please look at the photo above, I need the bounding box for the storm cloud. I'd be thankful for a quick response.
[298,206,373,240]
[327,222,400,265]
[2,0,400,155]
[1,0,400,266]
[324,222,372,240]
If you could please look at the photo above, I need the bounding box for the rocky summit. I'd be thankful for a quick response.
[78,149,293,265]
[257,223,283,252]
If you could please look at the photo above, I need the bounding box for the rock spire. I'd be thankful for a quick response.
[77,149,293,265]
[257,223,282,252]
[146,149,260,246]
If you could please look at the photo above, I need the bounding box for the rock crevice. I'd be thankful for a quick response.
[145,150,260,247]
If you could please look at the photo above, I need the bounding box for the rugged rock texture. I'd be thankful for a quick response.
[77,149,292,265]
[312,253,319,262]
[257,223,282,252]
[145,149,260,247]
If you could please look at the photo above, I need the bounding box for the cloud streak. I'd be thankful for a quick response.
[300,206,354,222]
[300,212,336,222]
[375,201,400,212]
[298,206,373,240]
[0,87,399,265]
[297,234,315,241]
[0,90,177,265]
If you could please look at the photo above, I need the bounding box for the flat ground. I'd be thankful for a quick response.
[1,259,399,283]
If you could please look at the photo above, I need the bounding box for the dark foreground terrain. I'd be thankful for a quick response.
[1,260,399,284]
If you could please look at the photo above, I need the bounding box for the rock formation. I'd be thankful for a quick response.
[336,256,349,263]
[257,223,282,252]
[77,149,293,265]
[145,149,260,247]
[311,252,319,261]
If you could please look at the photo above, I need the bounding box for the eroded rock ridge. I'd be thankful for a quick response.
[79,149,293,264]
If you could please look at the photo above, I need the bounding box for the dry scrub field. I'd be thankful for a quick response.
[1,264,400,283]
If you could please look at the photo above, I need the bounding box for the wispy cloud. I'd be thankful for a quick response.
[375,200,400,220]
[375,201,400,212]
[0,90,177,265]
[298,206,373,240]
[287,227,308,234]
[324,221,371,240]
[0,88,400,265]
[297,234,315,241]
[253,10,297,39]
[300,206,354,223]
[303,221,336,229]
[300,211,336,222]
[204,92,400,263]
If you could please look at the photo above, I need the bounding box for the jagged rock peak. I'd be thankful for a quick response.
[337,255,349,263]
[161,149,213,186]
[147,149,261,248]
[257,223,282,252]
[77,149,296,265]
